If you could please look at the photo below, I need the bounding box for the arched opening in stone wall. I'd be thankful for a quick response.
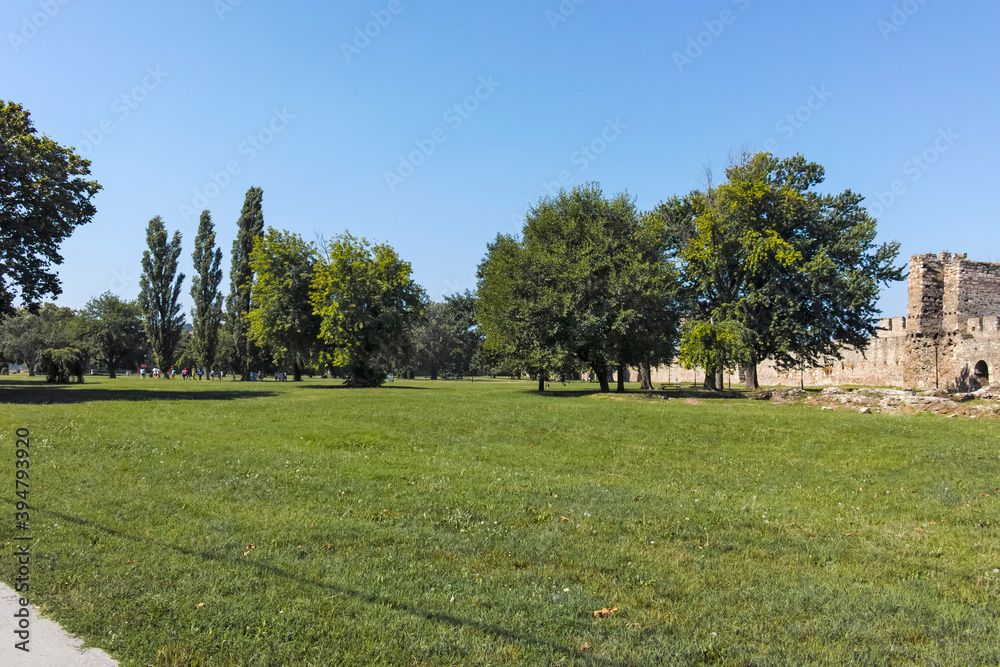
[974,360,989,384]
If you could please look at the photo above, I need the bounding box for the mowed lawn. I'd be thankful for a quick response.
[1,375,999,666]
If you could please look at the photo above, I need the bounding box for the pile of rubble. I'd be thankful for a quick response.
[785,385,1000,417]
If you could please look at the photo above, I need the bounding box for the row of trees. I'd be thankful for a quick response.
[120,187,477,386]
[477,153,904,391]
[1,98,902,391]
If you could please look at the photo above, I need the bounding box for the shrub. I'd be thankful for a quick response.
[40,347,85,383]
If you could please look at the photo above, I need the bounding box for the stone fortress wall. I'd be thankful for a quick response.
[646,252,1000,390]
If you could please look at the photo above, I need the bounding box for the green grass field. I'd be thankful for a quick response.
[1,375,998,666]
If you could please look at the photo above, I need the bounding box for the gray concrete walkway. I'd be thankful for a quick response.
[0,582,118,666]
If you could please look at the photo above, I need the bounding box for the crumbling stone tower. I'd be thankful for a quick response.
[904,252,1000,389]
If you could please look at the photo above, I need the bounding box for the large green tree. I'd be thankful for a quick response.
[476,233,575,390]
[410,292,483,380]
[82,292,144,378]
[0,101,101,317]
[411,302,460,380]
[478,184,681,393]
[661,152,905,389]
[138,216,185,370]
[677,318,752,391]
[310,232,425,387]
[227,187,265,380]
[0,303,82,374]
[190,210,224,374]
[443,290,483,377]
[247,227,321,381]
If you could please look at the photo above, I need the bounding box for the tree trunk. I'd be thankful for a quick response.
[293,360,302,382]
[703,367,717,391]
[430,366,438,381]
[716,370,724,391]
[593,362,611,393]
[537,373,545,392]
[639,361,652,391]
[616,363,626,393]
[743,362,759,390]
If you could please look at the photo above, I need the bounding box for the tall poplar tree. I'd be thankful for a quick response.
[190,210,224,373]
[226,187,264,380]
[138,216,185,370]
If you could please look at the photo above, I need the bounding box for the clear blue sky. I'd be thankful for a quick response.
[4,0,998,318]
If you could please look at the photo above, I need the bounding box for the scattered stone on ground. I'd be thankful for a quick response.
[787,384,1000,418]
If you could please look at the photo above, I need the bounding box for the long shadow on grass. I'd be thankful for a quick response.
[37,506,644,667]
[297,384,429,390]
[534,388,744,399]
[0,383,277,405]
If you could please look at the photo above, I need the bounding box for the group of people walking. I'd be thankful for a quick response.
[137,367,291,381]
[139,367,225,381]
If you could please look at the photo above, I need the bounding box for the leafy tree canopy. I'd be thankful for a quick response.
[0,101,101,317]
[248,227,321,381]
[310,232,425,387]
[82,291,145,378]
[0,302,84,374]
[660,152,904,388]
[478,183,682,392]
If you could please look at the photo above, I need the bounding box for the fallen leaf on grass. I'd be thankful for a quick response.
[914,527,924,532]
[126,559,135,564]
[581,643,590,650]
[845,533,855,537]
[324,544,332,549]
[197,603,205,608]
[561,516,570,521]
[593,606,619,618]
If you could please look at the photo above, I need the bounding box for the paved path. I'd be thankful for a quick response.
[0,582,118,666]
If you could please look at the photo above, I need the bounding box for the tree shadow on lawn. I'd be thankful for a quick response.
[37,506,645,667]
[534,387,745,400]
[0,381,277,405]
[297,384,430,390]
